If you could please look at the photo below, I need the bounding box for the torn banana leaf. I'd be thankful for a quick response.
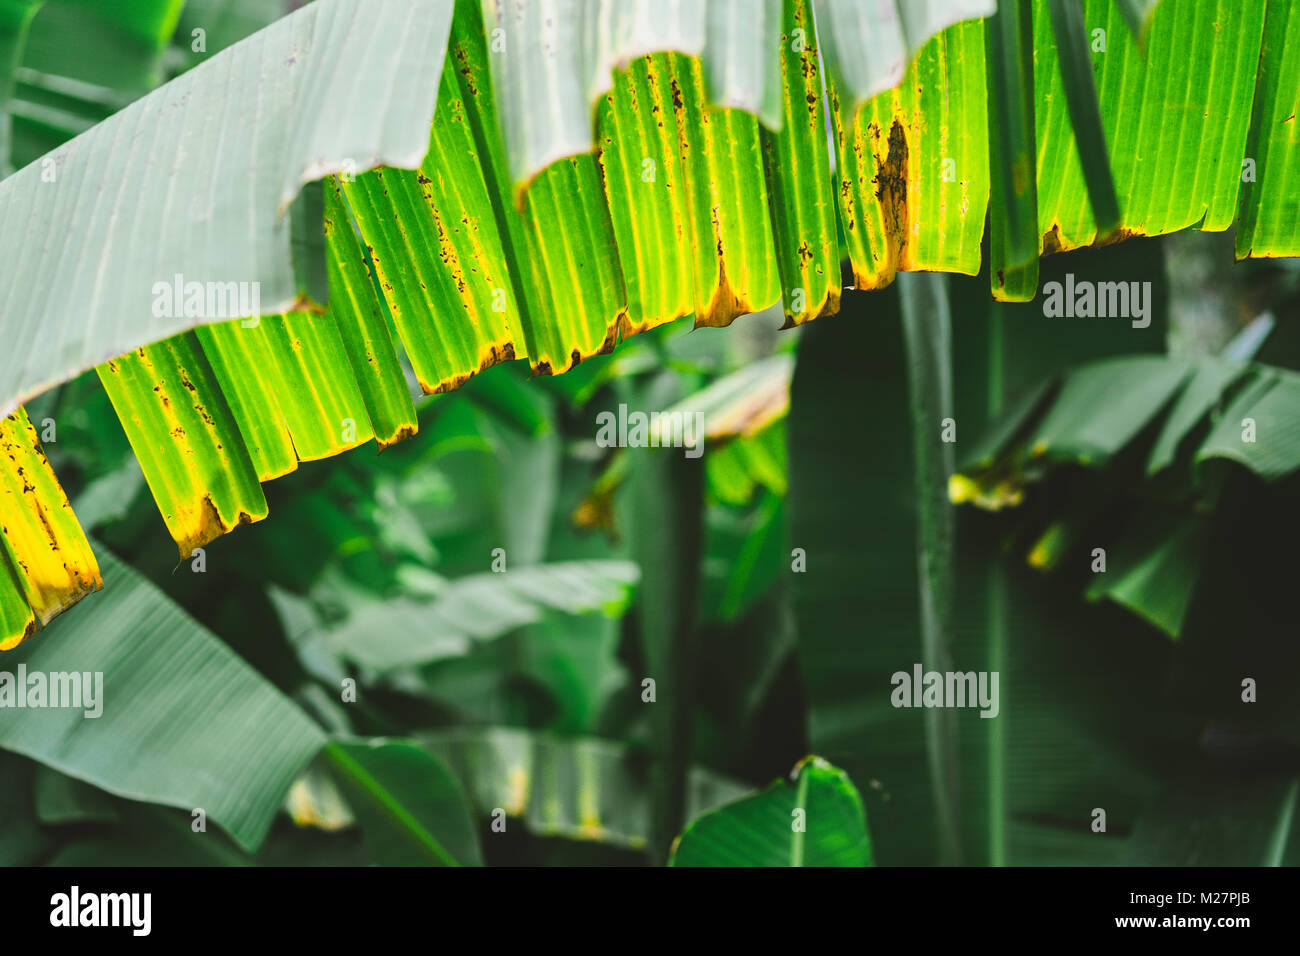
[203,312,377,465]
[0,407,101,649]
[482,0,786,203]
[113,307,393,556]
[830,19,990,290]
[986,0,1040,301]
[18,0,1300,614]
[1034,0,1265,254]
[339,54,522,395]
[96,337,268,559]
[319,183,419,449]
[1235,0,1300,259]
[760,0,841,326]
[596,53,697,338]
[451,0,626,377]
[674,56,782,326]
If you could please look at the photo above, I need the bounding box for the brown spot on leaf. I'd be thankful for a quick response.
[870,118,909,280]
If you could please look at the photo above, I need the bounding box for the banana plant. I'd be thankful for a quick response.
[0,0,1297,868]
[0,0,1297,648]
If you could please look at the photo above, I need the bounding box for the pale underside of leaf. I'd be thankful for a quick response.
[0,544,325,851]
[0,0,452,421]
[813,0,997,121]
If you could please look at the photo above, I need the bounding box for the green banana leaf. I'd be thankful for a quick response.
[325,738,482,866]
[669,756,872,866]
[0,543,325,851]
